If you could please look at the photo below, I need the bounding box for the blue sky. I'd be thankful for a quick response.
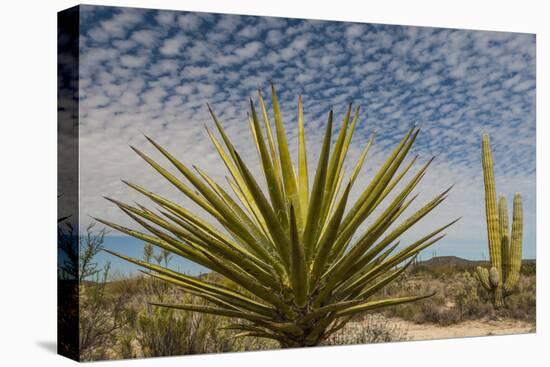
[77,5,536,275]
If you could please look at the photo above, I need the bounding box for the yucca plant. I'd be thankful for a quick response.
[97,85,457,348]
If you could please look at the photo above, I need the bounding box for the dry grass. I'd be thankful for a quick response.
[325,315,409,346]
[380,268,535,326]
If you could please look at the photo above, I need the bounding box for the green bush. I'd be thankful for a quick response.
[136,306,193,357]
[501,275,536,322]
[117,332,135,359]
[326,315,408,345]
[520,261,536,276]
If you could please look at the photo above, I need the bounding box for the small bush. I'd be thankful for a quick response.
[78,225,134,361]
[117,332,135,359]
[501,275,536,322]
[520,261,536,276]
[382,270,497,325]
[136,306,193,357]
[326,315,408,345]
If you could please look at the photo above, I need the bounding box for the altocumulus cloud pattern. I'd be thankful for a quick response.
[78,5,535,265]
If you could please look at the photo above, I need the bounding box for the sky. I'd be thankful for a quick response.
[76,5,536,275]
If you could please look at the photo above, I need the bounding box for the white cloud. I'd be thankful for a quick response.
[237,25,261,39]
[511,79,533,92]
[119,91,140,107]
[345,24,365,38]
[266,29,284,46]
[175,84,194,95]
[98,8,143,38]
[120,54,148,68]
[196,83,217,96]
[159,35,186,56]
[181,65,212,79]
[88,27,110,43]
[148,59,180,76]
[82,94,110,108]
[131,30,157,46]
[280,35,310,59]
[177,13,202,30]
[155,11,175,26]
[215,16,240,33]
[234,41,263,59]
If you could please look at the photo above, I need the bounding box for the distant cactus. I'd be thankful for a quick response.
[476,134,523,308]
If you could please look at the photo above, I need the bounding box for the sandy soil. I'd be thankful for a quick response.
[389,317,535,341]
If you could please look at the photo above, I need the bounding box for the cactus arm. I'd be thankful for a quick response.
[481,134,504,307]
[476,266,492,290]
[482,135,502,278]
[504,193,523,294]
[499,196,511,284]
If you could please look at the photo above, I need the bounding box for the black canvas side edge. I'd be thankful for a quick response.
[57,5,80,362]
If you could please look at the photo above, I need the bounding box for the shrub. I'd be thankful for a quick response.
[136,305,192,357]
[117,332,135,359]
[501,275,536,322]
[78,225,134,361]
[326,315,408,345]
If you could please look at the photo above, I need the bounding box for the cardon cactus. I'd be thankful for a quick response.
[476,134,523,308]
[98,85,457,347]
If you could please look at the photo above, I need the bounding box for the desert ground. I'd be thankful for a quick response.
[354,316,534,341]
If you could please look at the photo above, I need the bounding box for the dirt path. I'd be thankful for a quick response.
[389,317,535,341]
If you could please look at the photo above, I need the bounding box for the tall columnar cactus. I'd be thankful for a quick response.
[476,134,523,308]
